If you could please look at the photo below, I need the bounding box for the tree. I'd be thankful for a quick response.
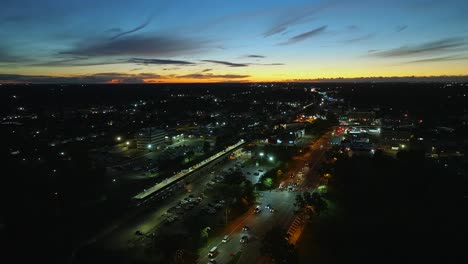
[295,194,305,209]
[310,192,328,215]
[260,226,298,263]
[295,191,328,216]
[203,141,210,153]
[223,170,245,185]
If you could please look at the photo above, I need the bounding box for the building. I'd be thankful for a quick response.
[267,129,305,146]
[136,128,167,150]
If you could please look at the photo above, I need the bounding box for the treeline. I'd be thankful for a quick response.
[299,149,468,263]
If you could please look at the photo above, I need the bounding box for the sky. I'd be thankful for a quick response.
[1,0,468,83]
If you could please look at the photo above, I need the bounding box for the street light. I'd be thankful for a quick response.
[116,136,121,141]
[126,141,130,146]
[147,144,152,149]
[259,152,264,157]
[268,156,274,162]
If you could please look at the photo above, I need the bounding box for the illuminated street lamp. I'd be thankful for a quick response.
[116,136,122,141]
[147,144,152,149]
[259,152,265,157]
[268,156,274,162]
[400,144,406,149]
[126,141,130,146]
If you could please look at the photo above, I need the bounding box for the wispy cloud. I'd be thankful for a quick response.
[128,58,195,65]
[201,59,284,67]
[342,33,374,43]
[0,46,28,63]
[395,25,408,32]
[372,37,468,57]
[177,73,249,79]
[61,35,207,57]
[202,68,212,72]
[29,57,121,67]
[252,63,285,66]
[0,72,161,83]
[263,2,332,37]
[202,60,248,67]
[106,27,122,33]
[404,54,468,63]
[110,17,152,40]
[246,55,265,58]
[279,25,327,45]
[0,71,251,83]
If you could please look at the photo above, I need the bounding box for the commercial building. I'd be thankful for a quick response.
[267,129,305,146]
[136,128,168,150]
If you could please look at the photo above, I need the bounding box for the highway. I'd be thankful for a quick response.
[198,132,332,264]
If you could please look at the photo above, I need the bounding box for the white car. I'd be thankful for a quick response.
[222,235,229,242]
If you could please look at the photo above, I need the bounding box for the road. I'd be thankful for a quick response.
[198,132,332,264]
[78,149,254,255]
[73,144,246,263]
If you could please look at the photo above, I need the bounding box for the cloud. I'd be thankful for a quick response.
[202,60,248,67]
[0,71,250,83]
[246,55,266,58]
[202,68,212,72]
[372,37,468,57]
[263,2,332,37]
[176,73,249,79]
[110,17,152,40]
[128,58,195,65]
[61,35,207,57]
[342,33,374,43]
[0,72,161,83]
[395,25,408,32]
[201,59,284,67]
[106,27,122,33]
[252,63,285,66]
[0,46,28,63]
[29,57,121,67]
[404,54,468,63]
[288,75,468,83]
[279,25,327,45]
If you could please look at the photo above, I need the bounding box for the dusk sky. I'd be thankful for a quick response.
[1,0,468,83]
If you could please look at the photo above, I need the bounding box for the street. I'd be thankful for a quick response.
[198,132,332,263]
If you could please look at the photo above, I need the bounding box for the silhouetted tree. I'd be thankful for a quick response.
[260,226,298,263]
[202,141,210,153]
